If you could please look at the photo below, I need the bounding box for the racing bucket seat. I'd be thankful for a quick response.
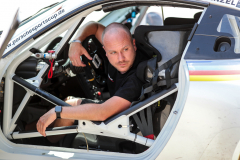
[131,24,193,137]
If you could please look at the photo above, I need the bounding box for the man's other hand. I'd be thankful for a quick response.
[37,108,56,137]
[68,42,92,67]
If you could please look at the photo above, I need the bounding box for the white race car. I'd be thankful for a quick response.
[1,0,240,159]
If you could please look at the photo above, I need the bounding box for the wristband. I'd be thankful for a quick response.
[69,39,82,44]
[55,106,62,119]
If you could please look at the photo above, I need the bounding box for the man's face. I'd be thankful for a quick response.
[103,30,137,74]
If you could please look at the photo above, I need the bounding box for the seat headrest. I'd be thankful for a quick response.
[194,12,202,19]
[134,24,194,62]
[164,17,198,25]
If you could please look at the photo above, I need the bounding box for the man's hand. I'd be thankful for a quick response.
[68,42,92,67]
[36,97,82,136]
[68,22,105,66]
[37,108,56,137]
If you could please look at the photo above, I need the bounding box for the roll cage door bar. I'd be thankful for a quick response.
[10,73,178,148]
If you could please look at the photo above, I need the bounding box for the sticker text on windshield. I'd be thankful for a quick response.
[6,9,65,50]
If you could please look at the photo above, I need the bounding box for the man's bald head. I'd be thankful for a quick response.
[102,23,132,45]
[102,22,137,74]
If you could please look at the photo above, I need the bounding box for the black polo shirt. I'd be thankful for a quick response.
[107,49,148,103]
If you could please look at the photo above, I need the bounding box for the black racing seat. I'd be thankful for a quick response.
[129,24,193,137]
[164,17,198,25]
[134,24,193,85]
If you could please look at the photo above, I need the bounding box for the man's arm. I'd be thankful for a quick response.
[73,21,105,44]
[69,21,105,66]
[37,96,131,137]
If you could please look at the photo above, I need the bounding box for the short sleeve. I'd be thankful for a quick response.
[113,73,143,103]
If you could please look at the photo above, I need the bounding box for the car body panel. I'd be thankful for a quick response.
[158,2,240,159]
[157,60,240,159]
[185,4,240,60]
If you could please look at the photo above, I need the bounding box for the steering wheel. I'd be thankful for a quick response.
[81,35,108,87]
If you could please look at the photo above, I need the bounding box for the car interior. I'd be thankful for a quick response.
[0,3,204,154]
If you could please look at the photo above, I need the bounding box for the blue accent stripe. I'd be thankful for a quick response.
[188,65,240,71]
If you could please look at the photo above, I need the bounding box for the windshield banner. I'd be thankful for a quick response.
[3,8,65,56]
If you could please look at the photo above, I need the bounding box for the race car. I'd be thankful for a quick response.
[1,0,240,159]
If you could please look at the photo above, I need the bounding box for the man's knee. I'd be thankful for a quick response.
[65,96,82,106]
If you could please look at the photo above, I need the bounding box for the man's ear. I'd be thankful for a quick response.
[103,46,108,57]
[133,38,137,51]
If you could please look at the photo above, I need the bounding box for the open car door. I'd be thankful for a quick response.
[0,9,20,58]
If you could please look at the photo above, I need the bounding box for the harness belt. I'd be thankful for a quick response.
[131,52,182,139]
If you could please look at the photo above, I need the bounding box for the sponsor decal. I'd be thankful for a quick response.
[4,8,65,54]
[236,0,240,7]
[212,0,236,6]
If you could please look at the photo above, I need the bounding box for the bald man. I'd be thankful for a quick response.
[36,22,148,142]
